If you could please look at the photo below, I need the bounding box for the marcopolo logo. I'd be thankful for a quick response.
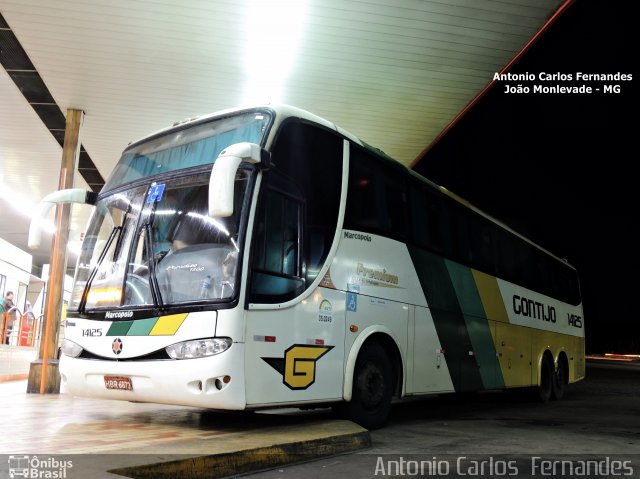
[344,231,372,242]
[8,455,73,478]
[105,310,134,319]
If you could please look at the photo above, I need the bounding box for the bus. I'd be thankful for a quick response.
[31,105,584,429]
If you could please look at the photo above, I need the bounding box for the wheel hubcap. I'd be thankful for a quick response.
[357,362,384,410]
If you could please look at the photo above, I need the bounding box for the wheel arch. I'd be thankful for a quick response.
[343,326,405,401]
[535,348,555,386]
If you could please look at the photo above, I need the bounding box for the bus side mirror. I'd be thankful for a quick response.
[209,142,270,218]
[28,188,97,249]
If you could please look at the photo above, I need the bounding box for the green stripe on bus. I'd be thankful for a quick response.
[408,246,483,393]
[445,260,505,389]
[444,260,484,317]
[126,317,158,336]
[106,321,134,336]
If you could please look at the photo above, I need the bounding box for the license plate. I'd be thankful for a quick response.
[104,376,133,391]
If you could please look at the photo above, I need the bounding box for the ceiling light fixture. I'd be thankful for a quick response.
[243,0,307,104]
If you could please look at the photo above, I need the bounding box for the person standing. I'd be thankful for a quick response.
[2,291,16,345]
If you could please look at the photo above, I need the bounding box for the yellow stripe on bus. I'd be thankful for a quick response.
[149,313,188,336]
[471,269,509,323]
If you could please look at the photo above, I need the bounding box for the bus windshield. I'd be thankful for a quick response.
[70,169,250,312]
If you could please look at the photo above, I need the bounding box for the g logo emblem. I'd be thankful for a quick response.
[263,345,333,390]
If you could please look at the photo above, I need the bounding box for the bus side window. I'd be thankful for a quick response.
[424,190,446,254]
[383,172,407,238]
[345,146,407,240]
[494,228,516,281]
[346,154,386,231]
[250,188,305,303]
[469,214,495,275]
[409,185,429,249]
[452,204,471,265]
[266,120,342,288]
[408,185,453,256]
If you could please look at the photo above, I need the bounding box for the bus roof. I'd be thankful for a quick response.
[125,104,362,152]
[125,104,574,270]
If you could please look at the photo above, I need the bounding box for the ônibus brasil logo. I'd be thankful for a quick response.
[8,455,73,478]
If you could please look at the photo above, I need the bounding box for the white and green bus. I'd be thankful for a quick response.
[33,105,584,429]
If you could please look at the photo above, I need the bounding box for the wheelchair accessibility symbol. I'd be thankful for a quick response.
[347,292,358,312]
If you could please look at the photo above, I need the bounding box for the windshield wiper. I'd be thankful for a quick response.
[143,223,164,310]
[79,226,121,313]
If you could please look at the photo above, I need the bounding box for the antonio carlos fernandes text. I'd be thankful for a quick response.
[374,456,634,476]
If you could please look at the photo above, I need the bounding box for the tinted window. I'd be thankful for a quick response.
[409,184,429,249]
[346,157,383,231]
[494,228,520,281]
[468,214,495,276]
[383,173,407,237]
[407,186,581,305]
[345,145,581,305]
[451,204,471,265]
[345,146,406,240]
[408,185,450,254]
[250,188,304,303]
[249,121,342,303]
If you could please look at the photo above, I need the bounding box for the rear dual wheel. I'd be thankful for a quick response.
[535,355,553,403]
[552,358,567,400]
[535,354,568,402]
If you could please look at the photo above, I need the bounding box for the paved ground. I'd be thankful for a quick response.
[0,378,368,478]
[0,360,638,478]
[246,360,640,478]
[0,344,36,377]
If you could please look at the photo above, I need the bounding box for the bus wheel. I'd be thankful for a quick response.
[346,342,393,430]
[552,359,567,400]
[535,355,553,403]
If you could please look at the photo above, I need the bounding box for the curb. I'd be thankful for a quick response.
[109,429,371,478]
[0,373,28,383]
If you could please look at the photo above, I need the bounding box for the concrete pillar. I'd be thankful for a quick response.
[27,109,84,394]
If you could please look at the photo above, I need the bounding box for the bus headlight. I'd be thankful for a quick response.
[165,337,232,359]
[61,339,83,358]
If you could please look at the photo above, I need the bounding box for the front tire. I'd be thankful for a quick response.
[344,342,393,430]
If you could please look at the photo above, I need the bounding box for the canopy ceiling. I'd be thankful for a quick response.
[0,0,563,268]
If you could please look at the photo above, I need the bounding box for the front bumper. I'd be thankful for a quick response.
[59,342,245,409]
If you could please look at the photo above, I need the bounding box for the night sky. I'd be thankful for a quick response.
[413,0,637,353]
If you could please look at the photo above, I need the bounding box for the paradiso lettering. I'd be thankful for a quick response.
[512,295,556,323]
